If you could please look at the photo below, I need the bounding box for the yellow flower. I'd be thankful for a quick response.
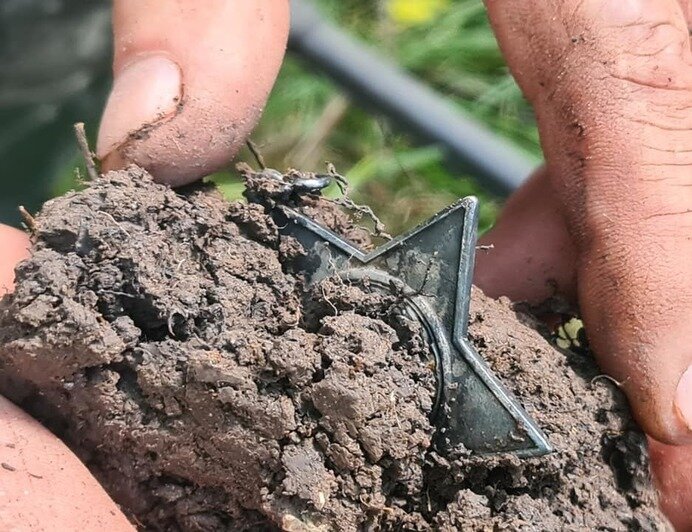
[387,0,450,26]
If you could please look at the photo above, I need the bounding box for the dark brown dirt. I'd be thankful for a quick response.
[0,167,670,530]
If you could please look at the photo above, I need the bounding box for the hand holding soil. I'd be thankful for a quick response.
[473,1,692,527]
[1,0,692,530]
[0,226,133,530]
[0,168,674,530]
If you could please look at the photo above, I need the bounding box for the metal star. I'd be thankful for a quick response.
[274,197,552,457]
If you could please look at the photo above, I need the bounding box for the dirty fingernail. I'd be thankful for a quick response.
[675,366,692,431]
[97,55,182,160]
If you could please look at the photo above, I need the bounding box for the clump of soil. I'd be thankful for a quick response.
[0,167,669,530]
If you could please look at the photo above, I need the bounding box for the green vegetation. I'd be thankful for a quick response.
[63,0,542,236]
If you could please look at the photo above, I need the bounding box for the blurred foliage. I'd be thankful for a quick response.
[54,0,540,236]
[214,0,540,236]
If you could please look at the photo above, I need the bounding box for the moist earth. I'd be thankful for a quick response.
[0,167,670,530]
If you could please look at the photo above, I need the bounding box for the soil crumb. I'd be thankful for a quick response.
[0,167,669,531]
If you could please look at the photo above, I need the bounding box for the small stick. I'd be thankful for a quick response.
[246,139,267,170]
[73,122,99,181]
[18,206,36,233]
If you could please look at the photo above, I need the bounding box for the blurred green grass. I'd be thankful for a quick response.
[60,0,541,236]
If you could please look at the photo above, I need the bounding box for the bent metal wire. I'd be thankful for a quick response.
[272,197,552,457]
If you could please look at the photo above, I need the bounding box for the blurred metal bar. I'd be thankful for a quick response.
[289,0,536,196]
[0,0,111,226]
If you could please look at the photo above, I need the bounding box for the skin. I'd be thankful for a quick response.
[0,226,134,530]
[0,0,690,528]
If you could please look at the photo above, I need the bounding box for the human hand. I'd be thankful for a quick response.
[96,0,290,186]
[0,225,133,530]
[475,0,692,528]
[1,2,290,527]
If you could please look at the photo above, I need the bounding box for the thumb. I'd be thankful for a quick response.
[0,225,30,294]
[485,0,692,444]
[97,0,289,186]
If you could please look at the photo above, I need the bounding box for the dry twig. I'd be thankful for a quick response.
[18,206,36,233]
[73,122,99,181]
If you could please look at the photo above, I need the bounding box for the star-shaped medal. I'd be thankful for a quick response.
[274,195,552,457]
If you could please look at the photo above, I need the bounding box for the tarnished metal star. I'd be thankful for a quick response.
[274,197,552,457]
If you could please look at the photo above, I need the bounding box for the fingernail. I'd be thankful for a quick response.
[97,55,182,159]
[675,366,692,431]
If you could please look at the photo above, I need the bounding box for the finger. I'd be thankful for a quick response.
[474,167,578,305]
[648,438,692,530]
[97,0,290,186]
[0,224,130,527]
[0,396,133,530]
[0,225,30,295]
[485,0,692,444]
[1,227,132,528]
